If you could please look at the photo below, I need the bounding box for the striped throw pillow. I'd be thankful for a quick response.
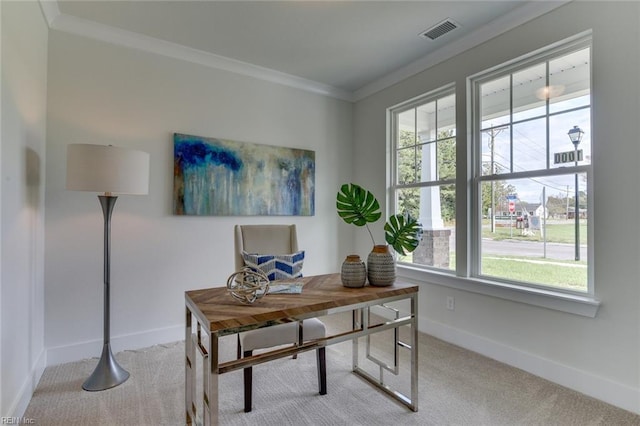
[242,250,305,281]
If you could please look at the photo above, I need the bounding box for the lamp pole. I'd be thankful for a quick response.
[567,126,584,261]
[82,194,130,391]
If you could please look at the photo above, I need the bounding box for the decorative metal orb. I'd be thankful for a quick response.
[226,267,270,304]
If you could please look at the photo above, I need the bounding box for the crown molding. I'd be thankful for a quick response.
[353,1,570,102]
[38,0,60,28]
[39,0,569,104]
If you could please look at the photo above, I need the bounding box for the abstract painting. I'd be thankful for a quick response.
[173,133,315,216]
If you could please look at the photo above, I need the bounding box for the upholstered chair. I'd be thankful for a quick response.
[234,224,327,412]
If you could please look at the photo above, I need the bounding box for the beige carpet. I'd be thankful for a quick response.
[25,314,640,425]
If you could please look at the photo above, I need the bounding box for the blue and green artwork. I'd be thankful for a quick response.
[173,133,315,216]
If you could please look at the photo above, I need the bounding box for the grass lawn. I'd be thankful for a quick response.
[481,255,587,292]
[401,251,587,293]
[483,222,587,244]
[400,220,589,292]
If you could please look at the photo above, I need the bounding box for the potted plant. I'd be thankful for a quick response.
[336,183,422,286]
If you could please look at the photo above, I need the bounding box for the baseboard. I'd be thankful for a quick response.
[421,317,640,415]
[8,348,46,418]
[46,324,184,366]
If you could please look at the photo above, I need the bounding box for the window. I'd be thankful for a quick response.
[471,38,591,294]
[389,85,456,271]
[389,34,594,303]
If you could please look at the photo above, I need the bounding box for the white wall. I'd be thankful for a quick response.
[44,30,354,364]
[354,1,640,414]
[0,0,48,417]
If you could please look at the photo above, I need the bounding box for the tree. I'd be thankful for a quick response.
[397,130,419,218]
[544,190,587,219]
[546,193,567,217]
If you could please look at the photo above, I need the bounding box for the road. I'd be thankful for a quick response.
[482,238,587,261]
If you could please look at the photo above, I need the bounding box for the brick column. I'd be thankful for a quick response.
[412,229,451,268]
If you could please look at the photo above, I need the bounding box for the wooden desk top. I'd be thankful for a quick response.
[185,273,418,333]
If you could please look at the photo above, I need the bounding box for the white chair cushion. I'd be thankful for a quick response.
[241,318,326,352]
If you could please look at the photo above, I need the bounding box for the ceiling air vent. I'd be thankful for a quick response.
[420,18,459,40]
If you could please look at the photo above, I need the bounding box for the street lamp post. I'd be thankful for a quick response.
[568,125,584,261]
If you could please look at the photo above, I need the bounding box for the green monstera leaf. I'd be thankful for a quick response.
[336,183,422,253]
[336,183,382,227]
[336,183,381,246]
[384,214,422,256]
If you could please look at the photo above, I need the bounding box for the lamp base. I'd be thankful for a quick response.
[82,343,130,391]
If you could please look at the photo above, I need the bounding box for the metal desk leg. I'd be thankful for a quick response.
[186,310,220,426]
[352,308,362,370]
[410,292,419,412]
[351,297,418,412]
[204,332,219,426]
[185,307,194,425]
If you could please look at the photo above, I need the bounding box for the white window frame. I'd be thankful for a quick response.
[390,32,599,317]
[470,35,593,295]
[388,84,456,267]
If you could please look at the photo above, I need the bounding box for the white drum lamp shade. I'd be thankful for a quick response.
[66,144,150,195]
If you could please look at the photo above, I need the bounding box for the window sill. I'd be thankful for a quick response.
[397,264,600,318]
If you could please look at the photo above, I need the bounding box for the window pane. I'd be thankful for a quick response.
[438,94,456,135]
[512,118,546,172]
[479,174,587,292]
[480,76,510,129]
[397,147,416,184]
[391,87,455,273]
[437,137,456,180]
[472,39,591,293]
[417,137,456,183]
[397,110,415,148]
[513,63,547,122]
[396,187,420,219]
[396,184,456,271]
[549,110,591,169]
[549,48,590,114]
[417,101,436,143]
[481,126,511,175]
[416,142,435,183]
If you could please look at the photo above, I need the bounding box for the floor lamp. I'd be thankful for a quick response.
[66,144,150,391]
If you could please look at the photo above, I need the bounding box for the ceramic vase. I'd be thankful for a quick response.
[340,255,367,288]
[367,245,396,287]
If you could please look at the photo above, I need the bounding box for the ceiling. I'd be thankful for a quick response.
[52,1,566,101]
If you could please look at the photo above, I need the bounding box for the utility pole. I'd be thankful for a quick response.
[566,185,570,221]
[542,186,547,258]
[484,126,508,233]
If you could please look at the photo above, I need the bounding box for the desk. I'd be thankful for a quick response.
[185,273,419,425]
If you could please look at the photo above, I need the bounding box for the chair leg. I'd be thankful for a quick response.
[316,347,327,395]
[243,350,253,412]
